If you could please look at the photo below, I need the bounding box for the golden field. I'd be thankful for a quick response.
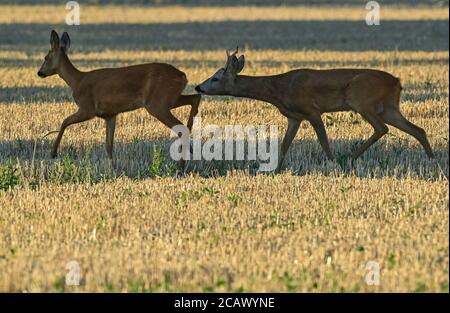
[0,3,448,292]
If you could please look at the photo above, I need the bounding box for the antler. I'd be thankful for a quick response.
[225,46,239,69]
[226,46,239,58]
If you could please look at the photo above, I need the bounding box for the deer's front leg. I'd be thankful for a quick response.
[105,115,117,159]
[276,117,301,173]
[308,113,334,161]
[51,110,94,158]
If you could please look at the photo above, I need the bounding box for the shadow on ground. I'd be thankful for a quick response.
[0,137,447,182]
[0,20,448,52]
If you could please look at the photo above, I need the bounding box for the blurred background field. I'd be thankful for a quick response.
[0,0,448,292]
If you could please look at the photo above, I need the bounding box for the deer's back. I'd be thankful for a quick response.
[73,63,187,116]
[281,68,400,114]
[80,63,186,93]
[287,68,398,88]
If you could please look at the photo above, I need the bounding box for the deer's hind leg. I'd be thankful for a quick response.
[144,77,189,132]
[145,85,192,170]
[346,75,390,159]
[171,94,202,131]
[381,108,434,158]
[351,111,388,159]
[145,106,190,170]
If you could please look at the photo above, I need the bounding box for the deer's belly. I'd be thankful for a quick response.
[318,100,351,113]
[312,90,350,113]
[95,99,144,117]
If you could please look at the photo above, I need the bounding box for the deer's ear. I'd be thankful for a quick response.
[236,55,245,73]
[60,32,71,53]
[50,30,60,49]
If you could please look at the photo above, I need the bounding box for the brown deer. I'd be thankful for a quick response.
[195,48,434,172]
[38,30,201,162]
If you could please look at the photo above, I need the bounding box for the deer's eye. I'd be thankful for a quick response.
[211,78,219,82]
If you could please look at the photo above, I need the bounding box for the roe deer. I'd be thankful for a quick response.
[38,30,201,163]
[195,48,434,172]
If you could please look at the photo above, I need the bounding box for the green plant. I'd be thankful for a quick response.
[127,277,149,293]
[52,276,65,292]
[148,145,164,178]
[148,145,177,177]
[50,154,94,184]
[336,152,350,169]
[387,254,396,269]
[340,185,353,193]
[280,272,297,292]
[227,194,242,207]
[0,163,19,191]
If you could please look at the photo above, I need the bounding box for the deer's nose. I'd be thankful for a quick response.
[195,85,203,93]
[37,71,45,78]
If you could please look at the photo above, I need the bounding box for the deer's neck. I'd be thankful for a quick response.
[229,75,280,105]
[57,53,83,90]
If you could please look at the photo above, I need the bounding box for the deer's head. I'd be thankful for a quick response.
[195,47,245,95]
[37,30,71,78]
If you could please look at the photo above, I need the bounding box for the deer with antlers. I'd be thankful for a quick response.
[38,30,201,164]
[195,48,434,172]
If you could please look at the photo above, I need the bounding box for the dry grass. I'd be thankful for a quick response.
[0,4,448,292]
[1,176,448,292]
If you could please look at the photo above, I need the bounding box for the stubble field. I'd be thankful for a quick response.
[0,3,448,292]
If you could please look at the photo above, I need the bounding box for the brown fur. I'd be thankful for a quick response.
[38,31,201,161]
[196,52,434,172]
